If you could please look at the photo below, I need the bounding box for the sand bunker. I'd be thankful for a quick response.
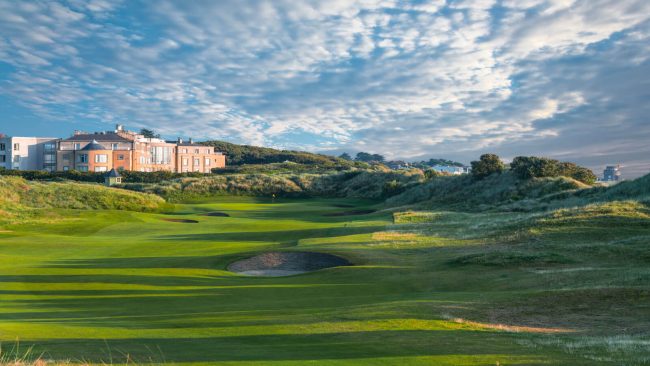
[161,218,199,223]
[201,212,230,217]
[228,251,351,277]
[324,209,376,217]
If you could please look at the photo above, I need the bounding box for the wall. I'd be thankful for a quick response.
[1,137,58,171]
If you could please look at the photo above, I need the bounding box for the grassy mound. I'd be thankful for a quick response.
[386,171,588,211]
[0,176,166,224]
[121,169,425,202]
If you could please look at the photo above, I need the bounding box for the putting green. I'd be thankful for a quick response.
[0,197,646,365]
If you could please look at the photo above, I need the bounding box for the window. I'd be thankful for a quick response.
[194,149,199,154]
[182,158,188,166]
[95,166,107,172]
[63,153,71,161]
[63,166,69,171]
[44,155,55,163]
[182,148,188,153]
[151,146,172,165]
[95,154,108,163]
[44,142,56,152]
[0,143,5,151]
[74,143,81,150]
[78,166,88,172]
[78,154,88,163]
[13,143,20,151]
[205,157,210,166]
[194,158,200,166]
[139,156,145,164]
[112,143,119,150]
[206,149,211,154]
[118,154,124,160]
[0,155,5,163]
[13,155,20,163]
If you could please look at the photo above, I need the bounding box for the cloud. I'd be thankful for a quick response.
[0,0,649,176]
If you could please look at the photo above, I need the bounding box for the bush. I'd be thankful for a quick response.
[510,156,596,185]
[471,154,505,179]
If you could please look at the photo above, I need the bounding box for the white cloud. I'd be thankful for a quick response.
[0,0,648,173]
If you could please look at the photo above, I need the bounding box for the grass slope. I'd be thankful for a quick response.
[0,176,166,225]
[0,190,649,365]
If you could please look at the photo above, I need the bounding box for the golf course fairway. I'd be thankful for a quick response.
[1,197,648,365]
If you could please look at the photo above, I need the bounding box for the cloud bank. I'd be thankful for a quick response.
[0,0,649,176]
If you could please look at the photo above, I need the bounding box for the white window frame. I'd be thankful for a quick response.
[95,154,108,163]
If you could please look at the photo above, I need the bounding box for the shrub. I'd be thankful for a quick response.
[511,156,559,179]
[471,154,505,179]
[510,156,597,185]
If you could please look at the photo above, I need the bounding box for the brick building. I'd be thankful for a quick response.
[12,124,228,173]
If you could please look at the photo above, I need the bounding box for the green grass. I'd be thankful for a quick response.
[0,194,649,365]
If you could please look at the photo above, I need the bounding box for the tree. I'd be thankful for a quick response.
[355,152,385,163]
[557,162,597,185]
[470,154,505,179]
[424,169,439,180]
[511,156,559,179]
[371,154,385,162]
[339,152,352,160]
[139,128,160,139]
[510,157,597,185]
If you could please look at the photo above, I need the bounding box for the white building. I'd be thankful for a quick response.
[0,136,59,171]
[431,165,471,175]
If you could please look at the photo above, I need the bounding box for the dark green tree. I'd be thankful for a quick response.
[355,152,384,163]
[511,156,560,179]
[339,152,352,160]
[470,154,505,179]
[139,128,160,139]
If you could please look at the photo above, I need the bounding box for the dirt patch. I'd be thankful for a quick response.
[201,212,230,217]
[161,218,199,223]
[228,251,351,277]
[324,209,376,217]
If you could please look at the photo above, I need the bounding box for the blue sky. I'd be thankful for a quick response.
[1,0,649,177]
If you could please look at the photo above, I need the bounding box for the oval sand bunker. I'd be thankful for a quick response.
[228,252,351,277]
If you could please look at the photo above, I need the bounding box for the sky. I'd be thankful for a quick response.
[1,0,649,177]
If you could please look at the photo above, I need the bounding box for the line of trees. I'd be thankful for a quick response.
[470,154,597,184]
[339,152,385,163]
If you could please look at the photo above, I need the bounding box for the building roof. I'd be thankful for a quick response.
[65,133,130,142]
[81,140,108,151]
[106,168,122,178]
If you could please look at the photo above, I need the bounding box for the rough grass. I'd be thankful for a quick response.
[385,171,590,211]
[0,176,166,226]
[1,172,650,365]
[121,169,425,202]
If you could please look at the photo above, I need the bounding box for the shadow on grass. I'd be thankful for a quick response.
[155,225,387,243]
[26,330,541,363]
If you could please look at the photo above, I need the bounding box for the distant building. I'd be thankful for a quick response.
[104,168,122,186]
[602,165,621,182]
[1,125,226,173]
[0,136,59,171]
[431,165,471,175]
[386,161,411,170]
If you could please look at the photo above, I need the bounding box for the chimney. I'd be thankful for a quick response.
[178,137,184,144]
[188,138,194,144]
[115,124,124,132]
